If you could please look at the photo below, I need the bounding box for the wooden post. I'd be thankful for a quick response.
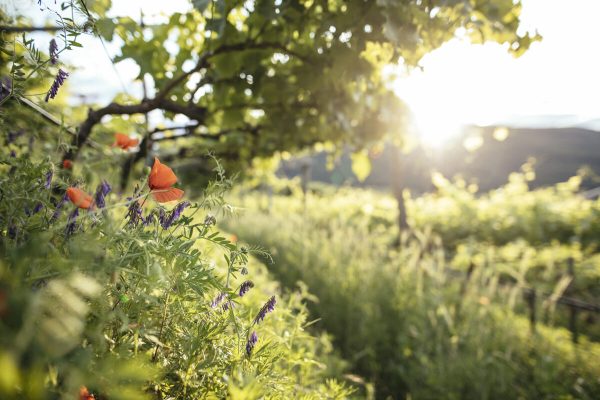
[300,161,311,212]
[391,147,409,241]
[459,262,476,297]
[567,257,579,344]
[524,288,537,333]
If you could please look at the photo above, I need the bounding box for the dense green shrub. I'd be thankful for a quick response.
[0,148,355,399]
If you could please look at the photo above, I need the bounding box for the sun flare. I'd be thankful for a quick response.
[392,40,517,147]
[392,0,600,147]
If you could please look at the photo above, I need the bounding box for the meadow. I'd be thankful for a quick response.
[223,174,600,399]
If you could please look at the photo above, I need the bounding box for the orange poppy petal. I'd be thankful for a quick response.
[66,187,93,209]
[149,157,178,190]
[151,187,184,203]
[113,133,130,149]
[127,138,140,148]
[63,159,73,169]
[79,386,95,400]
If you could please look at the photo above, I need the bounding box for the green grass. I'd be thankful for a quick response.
[224,180,600,399]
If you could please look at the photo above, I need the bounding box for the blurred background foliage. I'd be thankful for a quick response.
[223,177,600,398]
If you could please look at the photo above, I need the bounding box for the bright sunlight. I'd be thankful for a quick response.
[393,0,600,147]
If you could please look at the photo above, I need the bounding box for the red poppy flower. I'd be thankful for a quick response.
[148,157,184,203]
[79,386,95,400]
[63,159,73,169]
[113,133,140,150]
[66,187,93,209]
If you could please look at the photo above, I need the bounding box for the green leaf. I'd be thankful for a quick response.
[95,18,116,41]
[350,150,372,182]
[192,0,211,12]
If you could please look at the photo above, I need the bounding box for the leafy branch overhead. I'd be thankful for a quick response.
[68,0,536,166]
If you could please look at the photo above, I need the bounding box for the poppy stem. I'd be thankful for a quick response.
[152,290,171,362]
[139,193,149,209]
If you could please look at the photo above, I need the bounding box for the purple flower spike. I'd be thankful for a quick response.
[7,224,17,239]
[94,180,112,209]
[33,202,44,214]
[253,296,276,325]
[45,69,68,102]
[160,201,190,229]
[50,193,69,223]
[222,300,235,311]
[210,292,226,308]
[6,130,23,145]
[246,331,258,356]
[65,208,79,236]
[239,281,254,297]
[125,186,144,227]
[26,202,44,216]
[49,39,58,65]
[44,169,53,189]
[143,213,155,226]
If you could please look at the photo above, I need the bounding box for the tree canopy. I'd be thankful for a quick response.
[2,0,536,180]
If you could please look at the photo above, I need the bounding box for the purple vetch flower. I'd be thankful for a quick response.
[7,224,17,239]
[44,169,53,189]
[94,180,112,209]
[157,207,167,227]
[254,296,276,325]
[49,39,58,65]
[159,201,190,229]
[32,202,44,214]
[125,186,144,227]
[143,213,155,226]
[44,69,68,102]
[222,300,235,311]
[65,208,79,235]
[239,280,254,297]
[211,292,226,308]
[50,193,68,223]
[25,202,43,216]
[6,130,24,145]
[9,150,16,158]
[157,207,165,219]
[246,331,258,356]
[171,200,190,220]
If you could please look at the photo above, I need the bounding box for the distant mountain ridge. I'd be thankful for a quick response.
[278,126,600,193]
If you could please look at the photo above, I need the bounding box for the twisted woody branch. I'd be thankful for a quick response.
[62,41,307,163]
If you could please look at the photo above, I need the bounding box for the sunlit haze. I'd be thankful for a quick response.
[393,0,600,147]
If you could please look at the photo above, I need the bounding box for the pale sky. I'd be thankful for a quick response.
[5,0,600,140]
